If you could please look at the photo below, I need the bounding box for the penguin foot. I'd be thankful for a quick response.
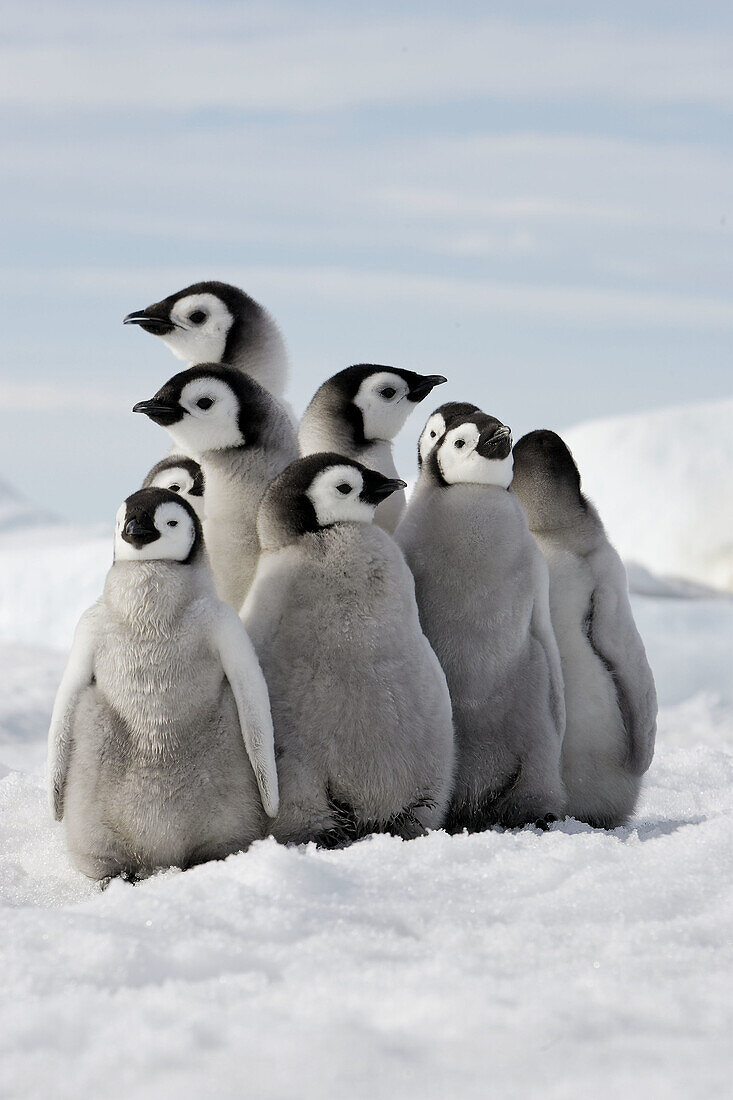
[532,813,558,832]
[387,812,428,841]
[119,868,144,885]
[97,866,144,889]
[385,797,437,841]
[313,827,353,851]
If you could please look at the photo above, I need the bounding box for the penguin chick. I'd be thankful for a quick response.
[395,413,566,832]
[47,488,278,882]
[511,430,657,829]
[241,453,455,847]
[418,401,482,467]
[124,280,289,399]
[134,365,298,611]
[298,364,447,533]
[142,455,205,520]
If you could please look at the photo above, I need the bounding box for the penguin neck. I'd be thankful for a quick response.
[524,493,604,554]
[218,314,289,400]
[299,395,358,457]
[105,560,205,635]
[199,424,293,495]
[196,447,263,517]
[362,438,398,476]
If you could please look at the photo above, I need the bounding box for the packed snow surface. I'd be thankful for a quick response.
[564,396,733,592]
[1,641,732,1100]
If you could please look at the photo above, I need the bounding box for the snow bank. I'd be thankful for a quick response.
[564,396,733,592]
[0,523,110,649]
[632,592,733,707]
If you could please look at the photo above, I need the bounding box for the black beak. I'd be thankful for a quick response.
[362,475,408,504]
[132,399,182,427]
[477,425,512,460]
[121,516,160,550]
[123,311,176,334]
[407,375,448,403]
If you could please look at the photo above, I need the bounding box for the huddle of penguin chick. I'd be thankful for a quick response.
[48,281,658,885]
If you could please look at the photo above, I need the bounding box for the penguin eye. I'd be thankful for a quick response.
[336,482,352,495]
[168,483,181,493]
[196,397,214,410]
[455,439,466,449]
[380,387,397,399]
[429,430,437,438]
[167,520,178,527]
[189,310,207,324]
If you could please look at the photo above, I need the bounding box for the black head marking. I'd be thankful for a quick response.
[142,455,205,497]
[123,281,266,363]
[512,430,584,503]
[418,400,482,466]
[314,364,447,447]
[428,411,511,485]
[434,401,482,422]
[475,416,512,460]
[259,452,405,545]
[133,363,272,447]
[119,487,203,563]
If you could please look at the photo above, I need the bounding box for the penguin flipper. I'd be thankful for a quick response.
[47,608,97,821]
[212,605,279,817]
[530,591,566,740]
[587,551,658,776]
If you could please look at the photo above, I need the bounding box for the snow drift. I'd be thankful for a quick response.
[0,521,111,649]
[564,396,733,592]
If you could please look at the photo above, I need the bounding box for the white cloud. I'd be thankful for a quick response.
[2,9,733,112]
[2,265,732,331]
[0,382,127,412]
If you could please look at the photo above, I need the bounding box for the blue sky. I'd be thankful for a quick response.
[1,0,732,520]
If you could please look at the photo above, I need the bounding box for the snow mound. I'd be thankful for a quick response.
[631,591,733,706]
[0,523,110,649]
[564,397,733,592]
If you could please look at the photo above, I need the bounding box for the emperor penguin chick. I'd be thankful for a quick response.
[134,365,298,611]
[47,488,278,883]
[395,412,566,831]
[142,455,205,521]
[241,453,455,847]
[124,280,289,399]
[511,430,657,828]
[298,364,447,533]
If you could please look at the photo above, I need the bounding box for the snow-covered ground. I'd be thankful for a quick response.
[2,421,733,1098]
[1,639,732,1099]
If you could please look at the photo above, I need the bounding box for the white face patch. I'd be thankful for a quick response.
[353,372,413,442]
[157,293,233,364]
[419,412,447,464]
[149,465,196,498]
[114,501,196,562]
[165,376,244,456]
[148,465,204,518]
[306,465,375,527]
[437,424,514,488]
